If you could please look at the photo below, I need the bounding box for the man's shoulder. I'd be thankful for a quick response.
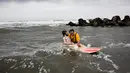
[68,34,70,37]
[75,32,79,35]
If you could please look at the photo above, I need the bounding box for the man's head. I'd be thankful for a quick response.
[69,29,74,35]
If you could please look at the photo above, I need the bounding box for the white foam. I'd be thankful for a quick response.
[87,44,91,47]
[93,52,119,73]
[0,20,77,28]
[103,55,119,70]
[14,67,18,69]
[39,66,44,73]
[108,42,125,48]
[108,70,116,73]
[43,68,48,73]
[21,63,27,68]
[28,65,31,68]
[4,58,17,63]
[93,54,102,59]
[81,36,92,41]
[22,42,63,56]
[91,62,116,73]
[101,46,107,49]
[9,59,35,69]
[107,42,130,48]
[0,42,63,58]
[10,63,17,69]
[71,64,79,73]
[124,44,130,48]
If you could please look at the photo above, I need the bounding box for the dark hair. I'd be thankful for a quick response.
[69,29,74,32]
[62,30,67,37]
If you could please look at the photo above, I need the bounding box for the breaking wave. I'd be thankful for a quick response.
[0,20,77,28]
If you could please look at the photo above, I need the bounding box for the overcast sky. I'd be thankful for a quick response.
[0,0,130,21]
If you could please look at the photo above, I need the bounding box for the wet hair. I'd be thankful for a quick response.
[62,30,67,37]
[69,29,74,32]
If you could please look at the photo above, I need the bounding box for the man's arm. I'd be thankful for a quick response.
[76,33,81,47]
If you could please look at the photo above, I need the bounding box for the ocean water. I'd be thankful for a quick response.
[0,21,130,73]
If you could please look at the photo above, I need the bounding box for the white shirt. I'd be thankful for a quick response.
[63,36,79,50]
[63,36,72,44]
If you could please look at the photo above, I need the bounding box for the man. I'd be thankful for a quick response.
[68,29,81,47]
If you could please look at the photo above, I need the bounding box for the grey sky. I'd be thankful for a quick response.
[0,0,130,21]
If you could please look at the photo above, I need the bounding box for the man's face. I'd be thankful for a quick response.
[70,31,74,35]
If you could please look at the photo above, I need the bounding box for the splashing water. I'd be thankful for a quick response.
[92,52,119,73]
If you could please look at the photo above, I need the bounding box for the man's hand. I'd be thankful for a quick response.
[77,41,81,47]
